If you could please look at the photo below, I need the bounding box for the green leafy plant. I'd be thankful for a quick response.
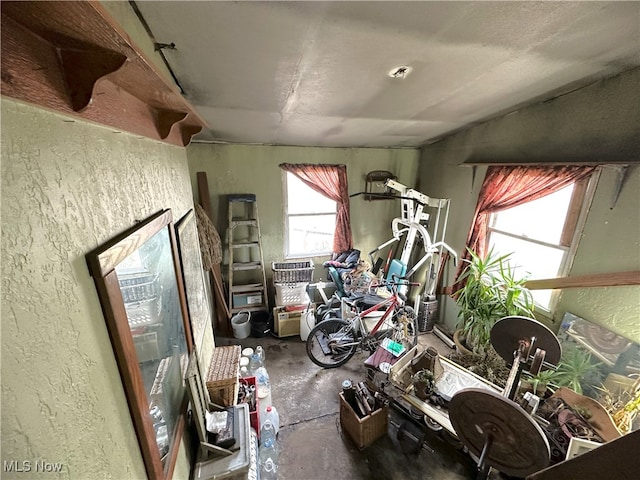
[412,369,436,399]
[524,368,560,395]
[554,347,600,395]
[454,247,535,354]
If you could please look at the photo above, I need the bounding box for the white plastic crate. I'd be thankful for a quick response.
[275,282,309,306]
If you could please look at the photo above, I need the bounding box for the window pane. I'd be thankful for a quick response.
[489,231,566,309]
[288,214,335,255]
[491,184,574,245]
[287,173,336,214]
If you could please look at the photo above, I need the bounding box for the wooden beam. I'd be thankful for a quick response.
[196,172,231,334]
[525,271,640,290]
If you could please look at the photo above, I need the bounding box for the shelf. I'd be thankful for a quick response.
[1,1,207,147]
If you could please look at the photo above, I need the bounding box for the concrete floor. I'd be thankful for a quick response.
[215,330,506,480]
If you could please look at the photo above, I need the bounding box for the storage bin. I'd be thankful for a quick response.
[339,392,389,449]
[275,282,309,306]
[206,345,241,407]
[272,260,314,283]
[239,376,259,438]
[232,292,262,307]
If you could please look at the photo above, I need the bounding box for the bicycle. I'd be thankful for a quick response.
[305,277,419,368]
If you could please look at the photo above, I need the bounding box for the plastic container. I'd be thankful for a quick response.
[260,457,278,480]
[242,347,254,359]
[231,311,251,339]
[300,307,315,341]
[262,406,280,436]
[254,366,271,398]
[249,353,263,373]
[250,310,270,338]
[259,436,279,479]
[260,419,277,445]
[256,346,265,365]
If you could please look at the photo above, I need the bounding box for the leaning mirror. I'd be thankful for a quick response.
[87,210,192,480]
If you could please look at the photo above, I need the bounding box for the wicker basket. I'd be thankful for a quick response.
[206,345,241,407]
[272,260,314,283]
[339,393,389,449]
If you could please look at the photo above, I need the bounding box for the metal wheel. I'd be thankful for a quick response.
[306,318,358,368]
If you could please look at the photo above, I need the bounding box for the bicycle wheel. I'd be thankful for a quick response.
[306,318,358,368]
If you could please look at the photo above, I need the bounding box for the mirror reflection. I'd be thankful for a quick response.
[116,226,189,464]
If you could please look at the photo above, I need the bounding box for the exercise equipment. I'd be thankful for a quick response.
[448,316,562,479]
[449,388,551,479]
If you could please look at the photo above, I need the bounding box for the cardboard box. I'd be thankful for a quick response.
[339,392,388,449]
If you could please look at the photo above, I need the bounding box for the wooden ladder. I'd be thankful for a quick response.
[227,194,268,314]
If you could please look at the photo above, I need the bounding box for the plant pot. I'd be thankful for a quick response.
[412,381,430,401]
[453,329,474,356]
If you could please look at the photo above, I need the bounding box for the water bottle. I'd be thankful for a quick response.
[249,353,263,374]
[260,457,278,480]
[254,366,271,398]
[259,434,279,479]
[256,345,265,365]
[260,419,277,445]
[262,406,280,436]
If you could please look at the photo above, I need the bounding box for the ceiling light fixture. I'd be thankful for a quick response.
[388,65,412,79]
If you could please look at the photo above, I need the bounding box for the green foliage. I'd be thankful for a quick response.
[455,247,535,354]
[554,346,600,395]
[525,368,561,394]
[412,369,436,395]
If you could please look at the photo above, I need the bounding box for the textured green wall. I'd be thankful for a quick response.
[1,99,195,479]
[417,68,640,343]
[187,144,420,299]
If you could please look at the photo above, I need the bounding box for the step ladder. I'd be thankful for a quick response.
[226,194,268,315]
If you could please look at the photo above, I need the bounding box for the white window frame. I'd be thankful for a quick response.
[283,171,337,259]
[486,170,599,316]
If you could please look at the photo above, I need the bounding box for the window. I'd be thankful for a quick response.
[486,177,594,312]
[284,172,337,257]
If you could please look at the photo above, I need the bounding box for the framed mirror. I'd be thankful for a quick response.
[87,210,193,480]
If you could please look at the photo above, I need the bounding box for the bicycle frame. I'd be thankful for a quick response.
[336,293,402,349]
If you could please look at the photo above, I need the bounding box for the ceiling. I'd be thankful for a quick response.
[134,1,640,148]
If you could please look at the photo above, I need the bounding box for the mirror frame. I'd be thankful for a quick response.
[86,209,193,480]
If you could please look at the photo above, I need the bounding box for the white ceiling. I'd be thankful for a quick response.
[134,1,640,148]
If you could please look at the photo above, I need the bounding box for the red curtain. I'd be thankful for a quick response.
[453,165,597,290]
[279,163,353,253]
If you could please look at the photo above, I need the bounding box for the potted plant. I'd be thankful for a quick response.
[454,247,535,355]
[554,346,601,395]
[522,368,560,396]
[412,369,436,401]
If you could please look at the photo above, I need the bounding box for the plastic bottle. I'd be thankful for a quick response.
[256,345,265,365]
[260,457,278,480]
[249,353,263,374]
[260,418,277,445]
[254,366,271,398]
[259,432,279,479]
[262,406,280,436]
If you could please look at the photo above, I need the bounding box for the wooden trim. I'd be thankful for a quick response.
[560,177,589,247]
[1,1,207,146]
[525,271,640,290]
[441,270,640,295]
[88,210,170,278]
[86,210,193,480]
